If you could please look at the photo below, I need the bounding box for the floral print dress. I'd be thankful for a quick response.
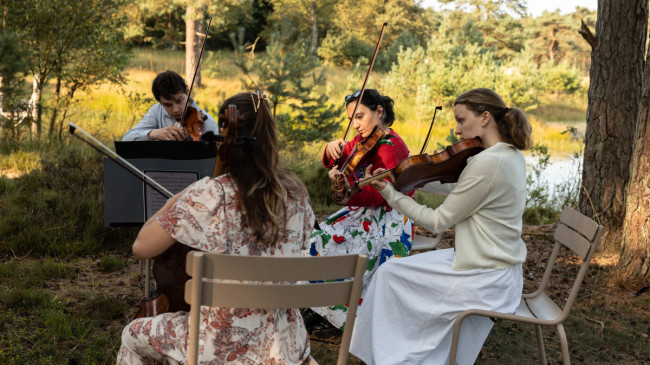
[309,129,414,329]
[117,175,315,365]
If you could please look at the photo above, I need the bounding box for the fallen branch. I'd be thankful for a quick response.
[585,316,604,329]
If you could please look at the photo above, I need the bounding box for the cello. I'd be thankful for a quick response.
[68,106,243,317]
[136,104,243,317]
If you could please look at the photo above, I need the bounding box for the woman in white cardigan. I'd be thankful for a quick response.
[350,88,533,365]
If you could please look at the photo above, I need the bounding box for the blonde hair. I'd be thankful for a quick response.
[454,88,532,150]
[218,92,308,245]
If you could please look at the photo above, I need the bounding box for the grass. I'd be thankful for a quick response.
[3,230,645,364]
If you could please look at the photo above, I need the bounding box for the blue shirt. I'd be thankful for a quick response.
[122,99,217,141]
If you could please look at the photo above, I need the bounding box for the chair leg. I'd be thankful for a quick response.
[535,324,547,365]
[448,314,466,365]
[556,324,571,365]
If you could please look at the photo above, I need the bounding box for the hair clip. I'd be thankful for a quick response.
[251,91,268,112]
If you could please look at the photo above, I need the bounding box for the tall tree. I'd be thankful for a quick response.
[528,11,575,63]
[122,0,185,48]
[618,53,650,282]
[330,0,429,46]
[0,30,30,142]
[186,0,254,89]
[522,8,596,71]
[265,0,337,46]
[185,1,205,88]
[579,0,646,250]
[310,0,318,60]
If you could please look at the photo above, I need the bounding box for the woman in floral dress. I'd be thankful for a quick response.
[307,89,414,331]
[116,92,315,365]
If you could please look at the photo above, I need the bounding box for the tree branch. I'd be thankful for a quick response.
[579,19,596,49]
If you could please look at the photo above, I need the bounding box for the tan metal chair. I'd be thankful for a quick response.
[184,252,368,365]
[448,207,604,365]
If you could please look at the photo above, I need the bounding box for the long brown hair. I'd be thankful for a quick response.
[454,88,532,150]
[218,92,307,245]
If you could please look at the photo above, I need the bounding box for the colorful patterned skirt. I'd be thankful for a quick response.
[308,205,413,329]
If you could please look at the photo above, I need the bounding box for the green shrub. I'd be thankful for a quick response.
[541,61,584,96]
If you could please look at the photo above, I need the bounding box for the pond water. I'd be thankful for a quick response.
[525,120,585,205]
[525,155,583,206]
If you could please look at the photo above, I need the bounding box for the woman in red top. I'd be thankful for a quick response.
[307,89,414,333]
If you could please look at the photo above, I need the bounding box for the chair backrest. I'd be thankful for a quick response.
[184,252,368,365]
[531,207,604,318]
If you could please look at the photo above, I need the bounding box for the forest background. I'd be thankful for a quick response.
[0,0,648,364]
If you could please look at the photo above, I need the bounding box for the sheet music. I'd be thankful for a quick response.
[144,170,199,219]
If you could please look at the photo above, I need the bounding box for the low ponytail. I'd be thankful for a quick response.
[454,88,532,151]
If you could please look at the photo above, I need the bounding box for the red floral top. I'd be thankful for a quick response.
[323,128,412,207]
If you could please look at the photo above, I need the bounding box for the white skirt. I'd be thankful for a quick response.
[350,248,523,365]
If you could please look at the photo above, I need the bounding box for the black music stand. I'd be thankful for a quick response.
[104,141,217,226]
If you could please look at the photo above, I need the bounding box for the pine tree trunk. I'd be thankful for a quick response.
[580,0,646,247]
[618,45,650,283]
[185,4,202,89]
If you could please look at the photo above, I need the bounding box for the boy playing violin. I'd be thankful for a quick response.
[122,70,217,141]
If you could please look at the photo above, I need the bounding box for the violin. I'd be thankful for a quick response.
[178,104,206,142]
[331,127,388,203]
[335,138,484,205]
[339,127,387,176]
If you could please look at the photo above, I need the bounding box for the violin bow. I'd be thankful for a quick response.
[419,106,442,155]
[342,22,388,142]
[179,15,213,125]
